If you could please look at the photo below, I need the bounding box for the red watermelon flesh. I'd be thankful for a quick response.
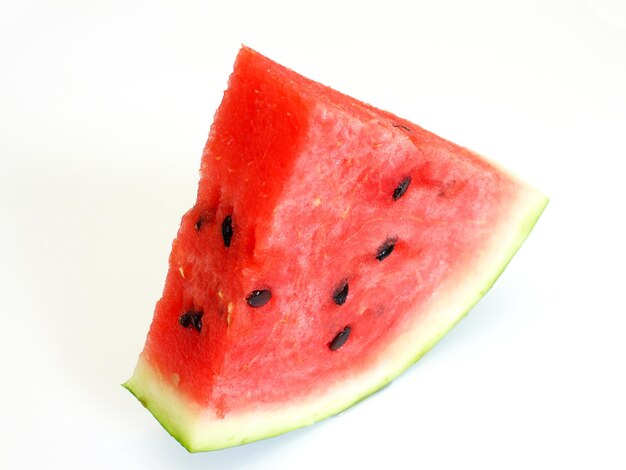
[124,46,547,451]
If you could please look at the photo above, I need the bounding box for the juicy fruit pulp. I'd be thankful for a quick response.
[124,46,547,451]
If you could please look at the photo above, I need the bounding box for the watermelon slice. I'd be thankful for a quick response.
[124,46,547,452]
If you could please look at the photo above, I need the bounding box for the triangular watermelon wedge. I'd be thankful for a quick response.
[124,46,547,452]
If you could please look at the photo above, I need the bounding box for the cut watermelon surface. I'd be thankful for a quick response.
[124,46,548,452]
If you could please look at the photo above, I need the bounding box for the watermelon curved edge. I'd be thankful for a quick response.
[123,184,548,452]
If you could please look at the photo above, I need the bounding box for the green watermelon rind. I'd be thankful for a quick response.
[123,185,548,452]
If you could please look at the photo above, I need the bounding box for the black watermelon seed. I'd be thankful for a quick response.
[333,280,349,306]
[376,239,396,261]
[392,123,412,133]
[179,311,203,333]
[393,176,411,201]
[179,312,192,328]
[246,289,271,307]
[190,313,203,333]
[329,326,351,351]
[222,215,233,248]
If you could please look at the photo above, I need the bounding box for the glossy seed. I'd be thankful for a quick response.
[333,280,349,306]
[246,289,272,307]
[222,215,233,248]
[393,176,411,200]
[190,313,203,332]
[179,311,203,333]
[179,312,192,328]
[376,239,396,261]
[329,326,351,351]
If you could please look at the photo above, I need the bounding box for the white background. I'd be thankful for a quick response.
[1,0,625,468]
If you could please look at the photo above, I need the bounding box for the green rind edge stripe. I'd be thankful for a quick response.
[123,190,548,452]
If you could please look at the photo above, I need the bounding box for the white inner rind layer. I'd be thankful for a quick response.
[124,184,548,452]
